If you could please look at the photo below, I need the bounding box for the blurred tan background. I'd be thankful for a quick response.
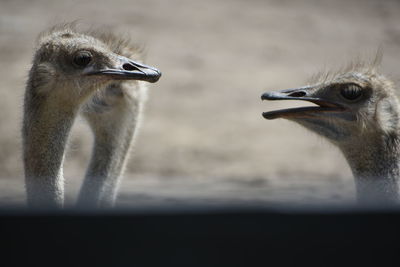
[1,0,400,206]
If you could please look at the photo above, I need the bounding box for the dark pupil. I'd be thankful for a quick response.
[340,85,362,101]
[74,52,92,67]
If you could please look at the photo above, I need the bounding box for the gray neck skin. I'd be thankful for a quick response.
[340,133,400,203]
[77,84,142,208]
[77,123,136,208]
[23,89,78,208]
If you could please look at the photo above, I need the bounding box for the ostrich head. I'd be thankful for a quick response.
[28,25,161,104]
[261,63,400,146]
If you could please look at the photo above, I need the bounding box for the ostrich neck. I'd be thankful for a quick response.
[78,125,136,207]
[23,90,79,208]
[340,133,400,203]
[77,93,142,208]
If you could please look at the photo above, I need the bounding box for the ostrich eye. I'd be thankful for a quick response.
[340,84,363,101]
[73,51,92,67]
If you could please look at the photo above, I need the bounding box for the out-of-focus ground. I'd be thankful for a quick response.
[1,0,400,207]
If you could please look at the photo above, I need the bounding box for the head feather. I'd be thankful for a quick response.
[36,22,143,59]
[307,51,383,85]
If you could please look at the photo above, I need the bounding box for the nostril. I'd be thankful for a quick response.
[123,63,138,71]
[288,91,306,97]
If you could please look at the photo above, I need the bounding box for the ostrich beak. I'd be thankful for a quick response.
[261,87,345,120]
[88,55,161,83]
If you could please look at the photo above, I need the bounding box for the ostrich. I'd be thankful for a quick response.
[261,60,400,203]
[23,24,161,208]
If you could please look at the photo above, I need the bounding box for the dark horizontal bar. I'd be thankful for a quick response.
[1,205,399,266]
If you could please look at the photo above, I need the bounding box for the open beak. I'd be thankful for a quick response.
[88,55,161,83]
[261,87,345,120]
